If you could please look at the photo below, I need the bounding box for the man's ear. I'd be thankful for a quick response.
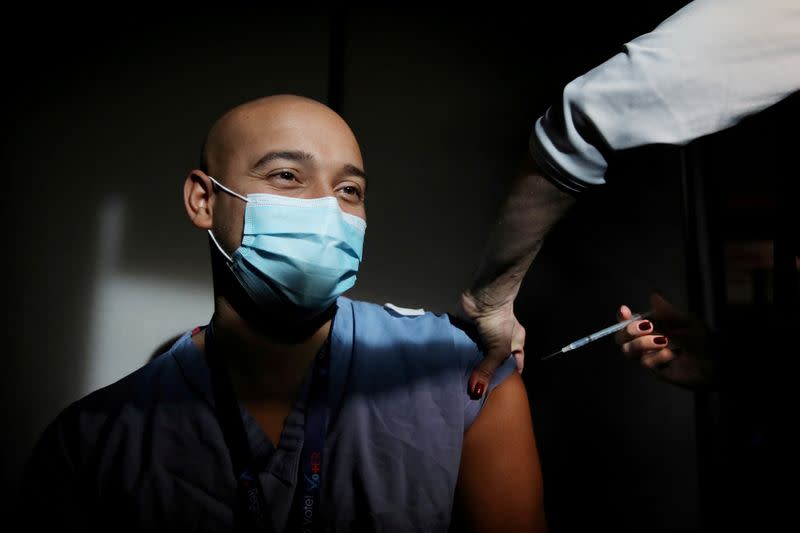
[184,170,214,229]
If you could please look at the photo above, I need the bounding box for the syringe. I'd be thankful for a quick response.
[541,311,654,361]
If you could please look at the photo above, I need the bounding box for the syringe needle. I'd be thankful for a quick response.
[541,344,575,361]
[540,349,564,361]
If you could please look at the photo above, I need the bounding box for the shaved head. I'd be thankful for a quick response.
[182,94,368,343]
[200,94,361,181]
[185,93,367,260]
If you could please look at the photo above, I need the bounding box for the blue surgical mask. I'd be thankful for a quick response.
[206,176,366,319]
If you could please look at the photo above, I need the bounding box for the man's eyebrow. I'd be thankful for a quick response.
[252,150,314,169]
[342,163,367,181]
[253,150,366,181]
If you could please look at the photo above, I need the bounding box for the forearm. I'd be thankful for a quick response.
[467,151,575,308]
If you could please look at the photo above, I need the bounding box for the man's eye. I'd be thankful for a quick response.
[275,171,296,181]
[339,186,363,199]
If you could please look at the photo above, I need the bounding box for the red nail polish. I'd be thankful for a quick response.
[654,336,668,345]
[474,383,485,397]
[638,321,652,331]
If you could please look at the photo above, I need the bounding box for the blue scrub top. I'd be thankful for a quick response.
[20,298,516,532]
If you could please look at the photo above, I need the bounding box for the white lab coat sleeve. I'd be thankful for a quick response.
[531,0,800,194]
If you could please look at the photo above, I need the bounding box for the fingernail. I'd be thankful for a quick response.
[638,321,652,331]
[654,336,668,345]
[473,382,485,397]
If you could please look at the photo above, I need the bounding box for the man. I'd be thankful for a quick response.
[20,95,546,532]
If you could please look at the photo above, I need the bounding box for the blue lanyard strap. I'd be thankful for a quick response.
[205,319,331,533]
[204,321,272,532]
[293,338,330,533]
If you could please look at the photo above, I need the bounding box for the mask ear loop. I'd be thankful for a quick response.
[207,175,250,202]
[205,175,250,263]
[208,230,234,263]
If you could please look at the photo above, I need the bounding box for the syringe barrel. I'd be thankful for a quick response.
[568,338,591,351]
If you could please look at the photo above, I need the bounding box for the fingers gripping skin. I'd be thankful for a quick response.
[460,294,526,399]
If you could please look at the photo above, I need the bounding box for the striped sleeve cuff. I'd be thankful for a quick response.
[529,108,609,196]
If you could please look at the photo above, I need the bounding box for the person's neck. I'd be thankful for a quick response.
[210,297,332,403]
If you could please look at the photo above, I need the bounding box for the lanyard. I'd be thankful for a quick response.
[292,336,330,533]
[204,320,330,533]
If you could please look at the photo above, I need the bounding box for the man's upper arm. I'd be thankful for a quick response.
[455,372,547,532]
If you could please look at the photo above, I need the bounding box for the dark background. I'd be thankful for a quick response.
[3,3,795,531]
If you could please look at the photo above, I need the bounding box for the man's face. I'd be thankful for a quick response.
[206,97,367,255]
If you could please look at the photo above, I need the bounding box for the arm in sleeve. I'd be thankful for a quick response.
[533,0,800,193]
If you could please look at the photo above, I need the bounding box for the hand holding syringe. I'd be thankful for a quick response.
[542,311,654,360]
